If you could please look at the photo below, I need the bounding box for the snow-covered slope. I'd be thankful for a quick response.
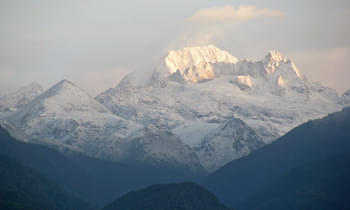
[0,82,43,113]
[165,45,238,82]
[97,45,343,172]
[194,118,264,172]
[7,80,203,173]
[165,45,238,74]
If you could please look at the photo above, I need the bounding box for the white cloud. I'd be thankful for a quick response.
[168,27,225,49]
[188,5,284,24]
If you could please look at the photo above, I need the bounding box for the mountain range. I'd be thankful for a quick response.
[1,104,349,209]
[1,45,350,209]
[2,80,203,173]
[241,153,350,210]
[0,45,349,173]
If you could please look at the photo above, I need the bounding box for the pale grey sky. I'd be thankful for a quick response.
[1,0,349,96]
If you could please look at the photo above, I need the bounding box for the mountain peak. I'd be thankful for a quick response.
[55,79,76,87]
[263,50,287,67]
[42,79,82,98]
[0,82,44,112]
[265,50,284,61]
[165,45,238,74]
[263,50,292,74]
[4,82,43,97]
[19,79,109,115]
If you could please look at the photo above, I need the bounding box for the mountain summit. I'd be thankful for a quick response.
[164,45,238,83]
[263,50,301,76]
[10,79,137,147]
[165,45,238,73]
[0,82,43,112]
[21,79,110,115]
[122,45,304,85]
[97,45,343,171]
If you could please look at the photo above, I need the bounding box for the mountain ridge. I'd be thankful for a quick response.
[0,45,347,172]
[0,154,95,210]
[103,182,231,210]
[5,79,204,173]
[0,82,43,113]
[96,45,343,171]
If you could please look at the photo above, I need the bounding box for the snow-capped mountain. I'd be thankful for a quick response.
[0,82,43,113]
[1,45,345,173]
[97,45,343,172]
[6,80,203,172]
[165,45,238,82]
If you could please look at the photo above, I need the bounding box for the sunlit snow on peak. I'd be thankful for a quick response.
[291,62,303,78]
[182,62,216,83]
[237,75,253,88]
[264,50,288,74]
[277,76,286,87]
[165,45,238,74]
[266,50,284,62]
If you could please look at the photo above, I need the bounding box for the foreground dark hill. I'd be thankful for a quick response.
[0,126,199,207]
[103,182,231,210]
[0,154,93,210]
[203,106,350,208]
[242,153,350,210]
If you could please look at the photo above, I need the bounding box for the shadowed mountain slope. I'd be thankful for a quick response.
[203,107,350,208]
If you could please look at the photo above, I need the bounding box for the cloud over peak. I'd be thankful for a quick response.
[188,5,284,24]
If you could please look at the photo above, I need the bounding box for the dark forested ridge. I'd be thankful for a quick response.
[203,107,350,209]
[103,182,231,210]
[0,126,200,207]
[241,153,350,210]
[0,154,94,210]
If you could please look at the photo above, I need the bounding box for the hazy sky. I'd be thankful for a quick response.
[1,0,349,96]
